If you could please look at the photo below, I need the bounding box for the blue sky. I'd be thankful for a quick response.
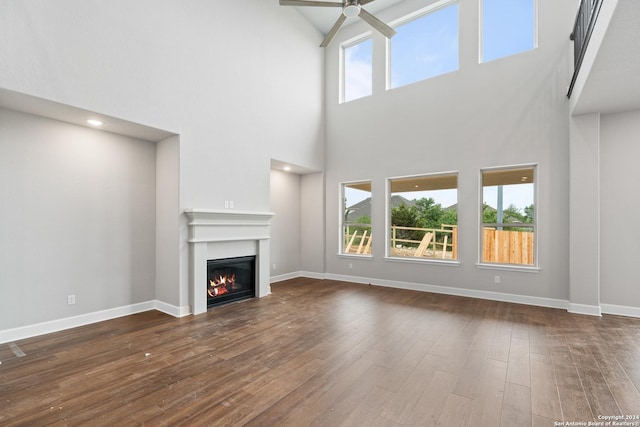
[390,2,458,88]
[343,0,535,100]
[346,183,533,213]
[343,39,372,102]
[482,0,535,62]
[483,184,534,211]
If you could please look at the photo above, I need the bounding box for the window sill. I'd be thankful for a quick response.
[384,256,460,267]
[337,253,373,260]
[476,263,540,273]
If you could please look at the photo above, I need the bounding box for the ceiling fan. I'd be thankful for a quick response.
[280,0,397,47]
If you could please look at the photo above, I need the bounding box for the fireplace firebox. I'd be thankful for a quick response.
[207,256,256,308]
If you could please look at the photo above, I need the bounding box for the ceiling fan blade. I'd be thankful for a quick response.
[359,8,396,39]
[360,0,376,4]
[279,0,343,7]
[320,14,347,47]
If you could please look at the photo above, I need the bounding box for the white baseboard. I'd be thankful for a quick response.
[270,272,302,283]
[153,300,191,318]
[299,271,326,280]
[568,303,602,317]
[325,273,569,311]
[0,300,189,344]
[601,303,640,318]
[271,271,326,283]
[324,273,373,285]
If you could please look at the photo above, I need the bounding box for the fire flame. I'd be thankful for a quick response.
[208,273,236,297]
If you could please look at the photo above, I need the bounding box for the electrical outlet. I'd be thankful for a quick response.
[224,200,229,208]
[272,263,276,270]
[349,263,353,269]
[67,294,76,305]
[229,201,234,209]
[494,276,501,284]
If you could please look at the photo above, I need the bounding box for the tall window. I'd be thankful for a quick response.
[481,166,536,265]
[342,37,373,103]
[388,173,458,260]
[481,0,535,62]
[389,1,459,89]
[341,181,372,255]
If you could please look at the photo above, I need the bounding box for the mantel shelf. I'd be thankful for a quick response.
[185,209,274,218]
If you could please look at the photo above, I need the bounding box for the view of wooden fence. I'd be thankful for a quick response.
[343,226,373,255]
[345,225,533,264]
[482,228,534,265]
[390,225,457,259]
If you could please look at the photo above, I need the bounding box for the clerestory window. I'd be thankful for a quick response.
[388,1,459,89]
[342,37,373,103]
[481,0,536,62]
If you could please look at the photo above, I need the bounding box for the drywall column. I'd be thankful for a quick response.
[156,135,182,314]
[568,113,601,315]
[300,172,325,277]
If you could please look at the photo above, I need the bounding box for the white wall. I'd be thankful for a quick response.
[0,0,324,315]
[300,173,325,275]
[569,113,601,314]
[270,169,302,278]
[322,0,575,302]
[600,110,640,309]
[0,108,157,329]
[269,169,325,281]
[155,136,180,306]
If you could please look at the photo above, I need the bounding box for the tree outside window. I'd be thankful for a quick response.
[388,173,458,260]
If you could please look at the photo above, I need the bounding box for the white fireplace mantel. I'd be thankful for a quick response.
[185,209,275,315]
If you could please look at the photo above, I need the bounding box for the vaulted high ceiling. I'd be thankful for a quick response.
[288,0,405,34]
[289,0,640,116]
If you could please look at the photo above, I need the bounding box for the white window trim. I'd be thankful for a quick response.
[385,170,459,262]
[478,0,539,64]
[476,262,540,273]
[477,163,539,270]
[386,0,459,91]
[387,0,458,29]
[340,32,373,104]
[339,179,373,256]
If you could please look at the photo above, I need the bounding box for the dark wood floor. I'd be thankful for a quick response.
[2,278,640,426]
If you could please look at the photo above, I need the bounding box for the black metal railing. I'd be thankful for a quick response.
[567,0,604,98]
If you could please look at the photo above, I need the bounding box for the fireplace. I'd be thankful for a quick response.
[207,256,256,308]
[185,209,274,315]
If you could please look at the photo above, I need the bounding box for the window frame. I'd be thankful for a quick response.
[340,33,373,104]
[479,0,538,63]
[385,171,460,265]
[477,164,540,271]
[386,0,459,91]
[339,180,373,258]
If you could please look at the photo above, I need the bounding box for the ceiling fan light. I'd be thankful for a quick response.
[343,4,361,17]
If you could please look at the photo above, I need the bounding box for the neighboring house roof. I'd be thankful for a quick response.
[346,195,414,222]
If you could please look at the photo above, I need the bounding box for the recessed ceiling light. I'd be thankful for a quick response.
[86,119,103,126]
[283,166,292,172]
